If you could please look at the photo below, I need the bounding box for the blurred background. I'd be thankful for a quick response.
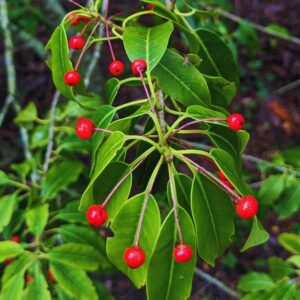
[1,0,300,299]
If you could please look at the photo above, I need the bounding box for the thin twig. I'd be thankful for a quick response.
[197,2,300,46]
[195,268,240,299]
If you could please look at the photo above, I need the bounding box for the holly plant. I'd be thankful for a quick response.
[0,0,270,299]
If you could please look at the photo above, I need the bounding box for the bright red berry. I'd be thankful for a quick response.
[11,235,20,243]
[173,244,193,263]
[86,205,108,227]
[69,36,85,50]
[223,179,234,190]
[64,70,81,86]
[227,113,245,131]
[109,60,124,76]
[66,13,80,26]
[47,269,55,282]
[236,196,258,219]
[218,171,227,181]
[123,246,146,269]
[26,276,33,283]
[78,16,92,23]
[75,117,95,139]
[131,59,147,75]
[5,258,13,264]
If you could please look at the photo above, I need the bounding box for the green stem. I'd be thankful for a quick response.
[134,156,164,246]
[173,149,211,158]
[175,129,207,135]
[115,99,147,112]
[126,135,162,152]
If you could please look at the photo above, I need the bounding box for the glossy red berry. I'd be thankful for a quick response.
[223,179,234,190]
[86,205,108,227]
[109,60,124,76]
[66,13,80,26]
[227,113,245,131]
[218,171,227,181]
[69,36,85,50]
[123,246,145,269]
[64,70,81,86]
[173,244,193,263]
[131,59,147,75]
[75,117,95,139]
[47,269,55,282]
[146,4,156,9]
[236,196,258,219]
[11,235,20,243]
[26,276,33,283]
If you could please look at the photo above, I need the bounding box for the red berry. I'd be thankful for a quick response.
[227,113,245,131]
[47,269,55,282]
[86,205,108,227]
[69,36,85,50]
[78,16,92,23]
[66,13,80,26]
[218,171,227,181]
[146,4,156,9]
[64,70,81,86]
[109,60,124,76]
[5,258,13,264]
[173,244,193,263]
[11,235,20,243]
[223,179,234,190]
[236,196,258,219]
[26,276,33,283]
[131,59,147,75]
[123,246,145,269]
[75,117,95,139]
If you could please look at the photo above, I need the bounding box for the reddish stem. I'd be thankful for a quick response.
[139,71,157,115]
[179,155,241,202]
[94,127,113,134]
[80,18,96,36]
[105,24,116,61]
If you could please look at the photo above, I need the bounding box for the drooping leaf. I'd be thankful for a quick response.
[80,131,125,211]
[106,193,161,288]
[48,243,103,271]
[123,21,174,71]
[241,217,269,252]
[152,49,211,107]
[25,204,49,237]
[50,261,97,300]
[191,174,235,265]
[146,207,196,300]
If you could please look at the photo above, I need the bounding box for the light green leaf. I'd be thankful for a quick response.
[48,243,102,271]
[187,104,228,119]
[0,194,17,232]
[0,272,24,300]
[191,174,235,265]
[238,272,274,293]
[80,131,125,211]
[152,49,211,107]
[268,256,293,281]
[25,204,49,237]
[106,193,161,288]
[278,233,300,255]
[0,241,24,263]
[50,261,97,300]
[241,217,269,252]
[14,102,37,124]
[123,21,174,71]
[146,207,196,300]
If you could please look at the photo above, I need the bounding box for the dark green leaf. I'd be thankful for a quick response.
[191,174,235,265]
[146,207,196,300]
[268,256,293,281]
[238,272,274,293]
[278,233,300,255]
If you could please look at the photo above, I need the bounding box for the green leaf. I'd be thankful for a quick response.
[123,21,174,71]
[191,174,235,265]
[46,25,75,100]
[80,131,125,211]
[106,193,161,288]
[104,78,120,104]
[52,208,87,224]
[287,255,300,268]
[0,194,17,232]
[25,204,49,236]
[0,272,24,300]
[278,233,300,255]
[167,173,192,214]
[41,160,84,201]
[22,262,51,300]
[146,207,196,300]
[241,217,269,252]
[91,106,116,176]
[268,256,293,281]
[91,162,132,221]
[275,182,300,219]
[152,49,211,107]
[197,29,238,84]
[48,243,102,270]
[258,174,287,205]
[50,261,97,300]
[0,241,24,262]
[211,148,250,195]
[238,272,274,293]
[14,102,37,124]
[187,104,228,119]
